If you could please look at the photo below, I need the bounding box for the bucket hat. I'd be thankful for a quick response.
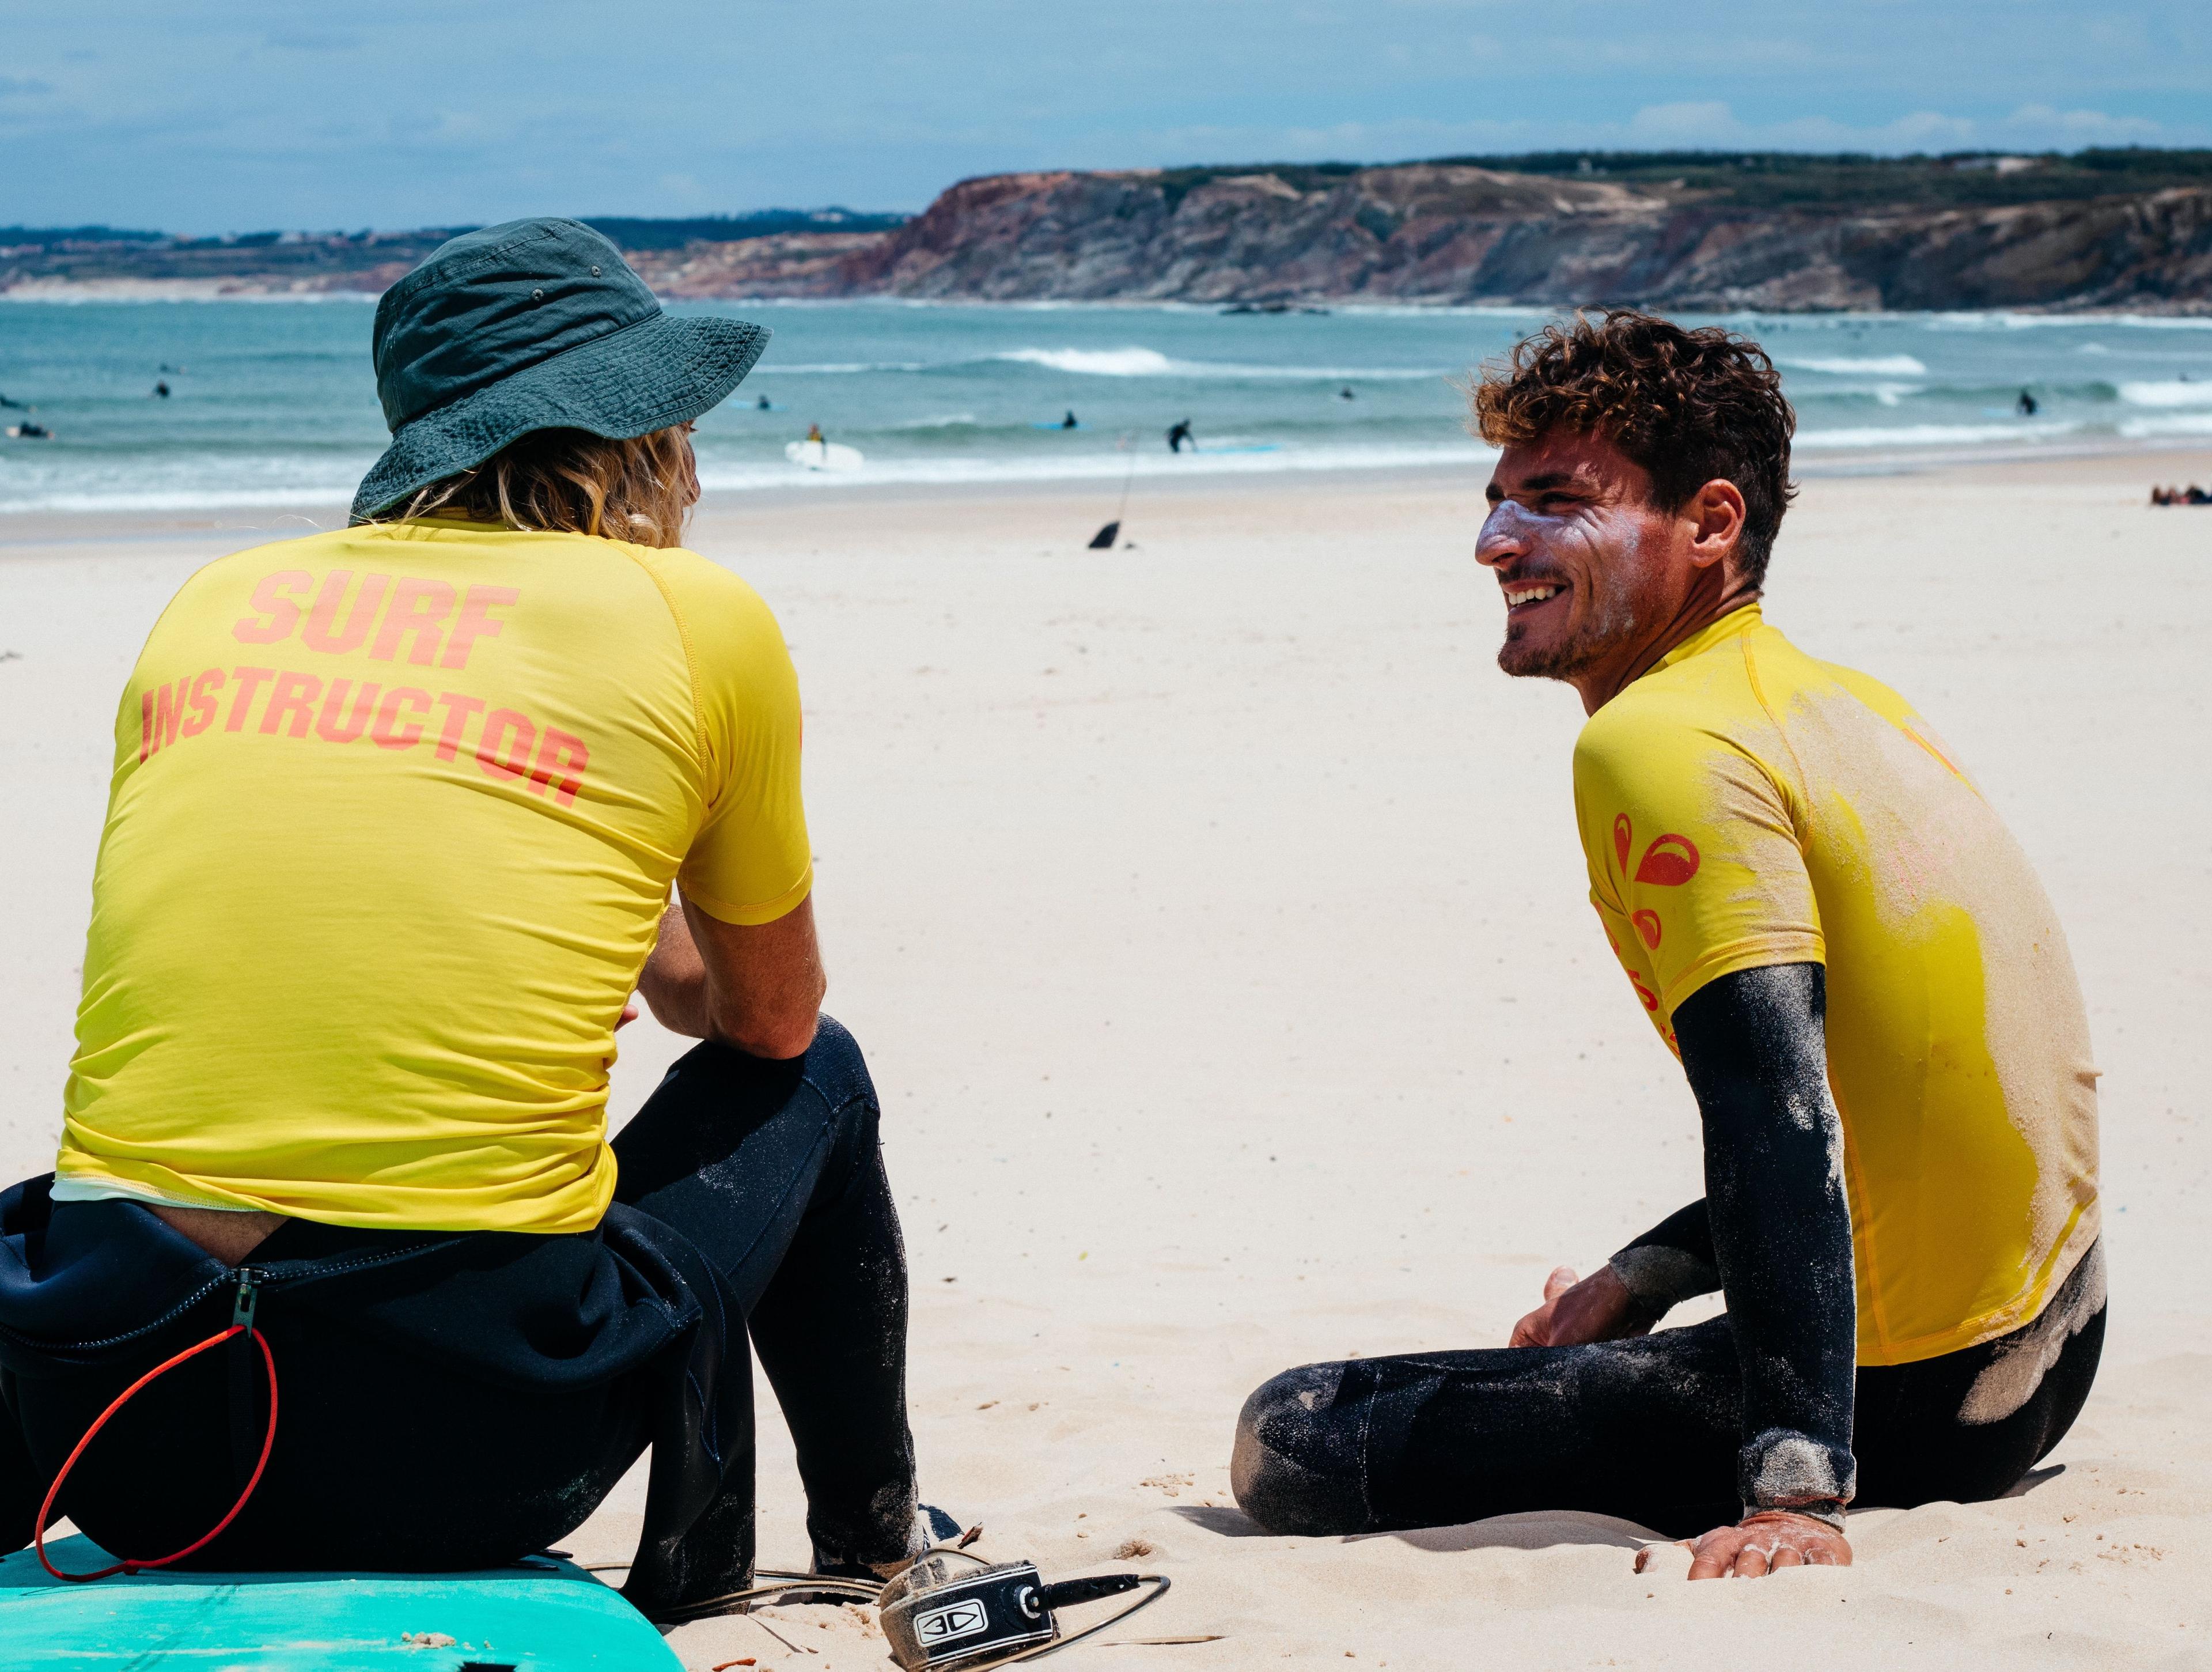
[350,217,768,523]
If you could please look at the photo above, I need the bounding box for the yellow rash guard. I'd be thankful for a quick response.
[1573,606,2100,1364]
[56,519,812,1234]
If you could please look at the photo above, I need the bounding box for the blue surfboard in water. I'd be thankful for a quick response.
[1,1537,680,1670]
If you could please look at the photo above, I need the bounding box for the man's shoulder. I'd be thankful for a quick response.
[631,546,785,652]
[151,528,363,621]
[1576,640,1760,761]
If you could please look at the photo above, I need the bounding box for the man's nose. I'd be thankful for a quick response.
[1475,505,1524,569]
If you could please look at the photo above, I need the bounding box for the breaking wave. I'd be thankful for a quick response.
[1779,354,1931,377]
[2116,380,2212,408]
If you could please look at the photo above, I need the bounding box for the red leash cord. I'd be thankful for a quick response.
[34,1277,279,1583]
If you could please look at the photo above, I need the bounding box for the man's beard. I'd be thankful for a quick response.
[1497,588,1640,681]
[1498,615,1607,680]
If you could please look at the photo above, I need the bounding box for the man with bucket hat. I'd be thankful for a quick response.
[0,220,946,1617]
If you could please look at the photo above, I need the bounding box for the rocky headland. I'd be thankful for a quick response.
[9,152,2211,312]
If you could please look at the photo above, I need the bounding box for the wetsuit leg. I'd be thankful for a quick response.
[1234,1247,2106,1541]
[612,1016,918,1569]
[0,1370,35,1552]
[1234,1318,1745,1539]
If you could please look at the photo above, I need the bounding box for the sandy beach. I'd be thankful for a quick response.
[3,453,2207,1669]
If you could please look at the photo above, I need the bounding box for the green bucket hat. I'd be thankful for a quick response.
[350,217,768,523]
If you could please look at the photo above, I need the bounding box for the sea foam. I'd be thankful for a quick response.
[1780,354,1931,377]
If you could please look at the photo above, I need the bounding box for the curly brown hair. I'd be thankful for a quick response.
[1472,311,1797,588]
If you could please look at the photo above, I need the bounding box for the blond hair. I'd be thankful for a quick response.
[400,425,698,548]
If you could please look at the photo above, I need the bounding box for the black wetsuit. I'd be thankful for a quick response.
[0,1019,914,1617]
[1234,964,2105,1538]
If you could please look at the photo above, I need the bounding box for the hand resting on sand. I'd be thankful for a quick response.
[1513,1266,1853,1579]
[1637,1511,1854,1579]
[1508,1263,1656,1348]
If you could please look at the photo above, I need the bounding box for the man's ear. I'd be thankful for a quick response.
[1685,479,1747,572]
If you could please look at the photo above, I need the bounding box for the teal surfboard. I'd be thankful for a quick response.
[1,1537,681,1670]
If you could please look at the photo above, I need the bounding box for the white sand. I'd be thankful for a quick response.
[3,456,2207,1669]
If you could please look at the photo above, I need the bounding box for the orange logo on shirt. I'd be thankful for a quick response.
[1608,820,1702,963]
[1634,833,1700,887]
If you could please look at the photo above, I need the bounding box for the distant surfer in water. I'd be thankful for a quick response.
[2017,389,2039,417]
[0,221,952,1617]
[806,421,825,445]
[1062,410,1080,429]
[1233,310,2103,1580]
[1167,418,1194,453]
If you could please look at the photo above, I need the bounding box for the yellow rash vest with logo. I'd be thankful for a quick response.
[1571,606,2099,1365]
[56,518,813,1234]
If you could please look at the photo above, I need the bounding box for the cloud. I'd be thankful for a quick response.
[1628,103,1738,143]
[2002,103,2162,141]
[0,77,54,97]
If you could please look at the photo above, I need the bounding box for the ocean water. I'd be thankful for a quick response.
[2,298,2210,515]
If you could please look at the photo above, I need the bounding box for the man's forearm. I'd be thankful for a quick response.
[1609,1198,1719,1321]
[1674,964,1858,1526]
[638,902,714,1039]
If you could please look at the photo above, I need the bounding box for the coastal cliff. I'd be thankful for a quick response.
[798,155,2212,312]
[9,153,2211,312]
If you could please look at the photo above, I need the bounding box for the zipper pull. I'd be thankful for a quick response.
[232,1269,261,1335]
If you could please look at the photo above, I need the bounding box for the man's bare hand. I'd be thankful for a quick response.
[1509,1264,1654,1348]
[1633,1512,1851,1579]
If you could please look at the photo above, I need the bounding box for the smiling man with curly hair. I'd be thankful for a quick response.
[1230,309,2105,1582]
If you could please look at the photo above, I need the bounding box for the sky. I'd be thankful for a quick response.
[3,1,2209,234]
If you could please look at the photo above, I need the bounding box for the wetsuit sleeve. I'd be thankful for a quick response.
[1609,1200,1719,1319]
[1672,962,1858,1528]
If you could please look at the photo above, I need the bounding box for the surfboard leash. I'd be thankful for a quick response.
[34,1270,279,1582]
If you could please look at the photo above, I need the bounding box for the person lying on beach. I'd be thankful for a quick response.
[0,219,948,1619]
[1232,309,2104,1580]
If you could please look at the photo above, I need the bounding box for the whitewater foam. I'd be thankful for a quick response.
[1781,354,1931,377]
[1795,421,2082,450]
[988,347,1445,381]
[2118,380,2212,408]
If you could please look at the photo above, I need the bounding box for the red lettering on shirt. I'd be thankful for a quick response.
[441,585,520,671]
[130,649,587,804]
[301,572,392,656]
[315,679,383,744]
[225,667,277,732]
[369,579,457,666]
[260,671,322,738]
[233,572,313,645]
[151,680,186,754]
[531,727,590,807]
[476,708,536,781]
[371,687,432,749]
[432,693,487,761]
[181,668,224,737]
